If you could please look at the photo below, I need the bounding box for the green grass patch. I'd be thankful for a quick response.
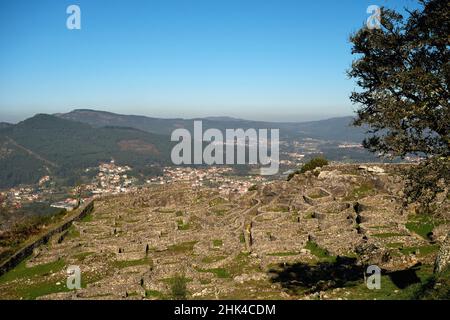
[212,239,223,247]
[386,242,404,249]
[226,252,259,277]
[372,232,406,238]
[267,252,299,257]
[341,264,440,300]
[0,258,66,285]
[344,182,374,200]
[304,212,314,219]
[73,251,94,262]
[305,241,335,262]
[65,225,80,239]
[167,241,197,253]
[406,214,443,239]
[177,220,190,231]
[0,258,69,300]
[197,267,230,278]
[368,225,390,230]
[145,289,166,299]
[80,213,93,223]
[399,244,440,257]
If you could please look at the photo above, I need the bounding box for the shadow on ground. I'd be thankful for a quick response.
[268,256,423,295]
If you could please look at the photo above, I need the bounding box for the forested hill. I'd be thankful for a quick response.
[57,109,367,142]
[0,123,12,130]
[0,114,173,188]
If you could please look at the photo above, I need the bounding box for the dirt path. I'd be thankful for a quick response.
[5,136,58,168]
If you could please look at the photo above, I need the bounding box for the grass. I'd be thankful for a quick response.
[145,289,166,299]
[0,258,69,300]
[239,232,246,243]
[73,251,94,262]
[167,241,197,253]
[386,242,404,249]
[80,213,93,223]
[305,241,336,262]
[226,252,259,277]
[369,225,390,230]
[399,244,439,257]
[406,214,443,239]
[65,225,80,239]
[304,212,314,219]
[340,264,445,300]
[343,182,374,200]
[413,267,450,300]
[372,232,406,238]
[0,258,66,285]
[177,219,190,231]
[197,267,230,278]
[267,252,299,257]
[212,239,223,247]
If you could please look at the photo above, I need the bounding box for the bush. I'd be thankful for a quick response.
[169,274,188,300]
[300,157,328,173]
[287,157,329,181]
[287,170,301,181]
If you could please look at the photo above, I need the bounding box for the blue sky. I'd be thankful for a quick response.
[0,0,419,123]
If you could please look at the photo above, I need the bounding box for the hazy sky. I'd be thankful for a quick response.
[0,0,419,123]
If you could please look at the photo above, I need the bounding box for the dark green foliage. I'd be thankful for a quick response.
[0,114,172,188]
[169,274,188,300]
[348,0,449,209]
[403,157,449,212]
[286,170,300,181]
[300,157,329,173]
[0,136,48,188]
[287,157,329,181]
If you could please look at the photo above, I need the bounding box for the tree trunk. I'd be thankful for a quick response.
[434,231,450,274]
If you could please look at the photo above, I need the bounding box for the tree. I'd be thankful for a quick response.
[349,0,449,207]
[348,0,449,273]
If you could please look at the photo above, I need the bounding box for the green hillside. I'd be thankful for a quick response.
[0,114,173,188]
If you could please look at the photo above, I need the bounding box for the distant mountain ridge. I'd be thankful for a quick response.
[0,122,12,129]
[56,109,367,142]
